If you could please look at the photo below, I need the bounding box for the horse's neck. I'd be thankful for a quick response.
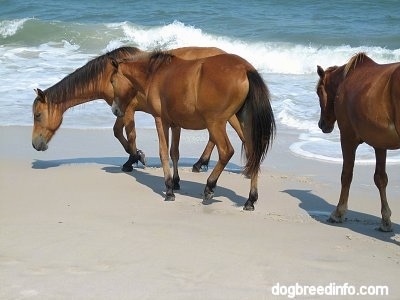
[123,63,149,95]
[48,85,112,113]
[69,90,111,108]
[332,65,347,89]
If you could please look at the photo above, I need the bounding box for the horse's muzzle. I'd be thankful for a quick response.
[318,119,334,134]
[111,101,124,118]
[32,138,48,151]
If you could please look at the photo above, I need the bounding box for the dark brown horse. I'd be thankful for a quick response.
[316,52,400,231]
[110,51,275,210]
[32,46,228,172]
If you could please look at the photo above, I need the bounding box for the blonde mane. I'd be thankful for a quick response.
[344,52,368,77]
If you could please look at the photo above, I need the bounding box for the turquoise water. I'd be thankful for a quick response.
[1,0,399,163]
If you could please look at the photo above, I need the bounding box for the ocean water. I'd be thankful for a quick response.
[1,0,400,163]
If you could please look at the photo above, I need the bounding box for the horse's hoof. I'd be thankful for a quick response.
[243,203,255,211]
[192,165,201,173]
[137,150,147,166]
[122,165,133,172]
[243,199,255,211]
[164,194,175,201]
[192,163,208,173]
[202,191,214,204]
[378,221,393,232]
[378,226,393,232]
[200,164,209,172]
[327,216,343,223]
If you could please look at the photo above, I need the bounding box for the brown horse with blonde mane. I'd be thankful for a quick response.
[31,46,230,172]
[316,52,400,231]
[110,51,275,210]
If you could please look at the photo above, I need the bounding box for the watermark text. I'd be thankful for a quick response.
[272,282,389,298]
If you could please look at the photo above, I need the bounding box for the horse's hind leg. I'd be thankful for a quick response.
[192,141,214,172]
[203,124,234,202]
[374,148,392,232]
[328,138,358,223]
[170,126,181,190]
[155,117,175,201]
[192,115,244,172]
[244,173,258,211]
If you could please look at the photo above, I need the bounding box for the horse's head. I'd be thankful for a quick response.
[109,58,138,117]
[316,65,338,133]
[32,89,63,151]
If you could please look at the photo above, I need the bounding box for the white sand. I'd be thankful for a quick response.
[1,126,399,299]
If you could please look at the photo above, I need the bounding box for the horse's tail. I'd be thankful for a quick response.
[238,70,276,177]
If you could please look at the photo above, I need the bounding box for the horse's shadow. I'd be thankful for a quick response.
[32,157,124,169]
[102,157,246,207]
[32,156,247,207]
[282,189,400,246]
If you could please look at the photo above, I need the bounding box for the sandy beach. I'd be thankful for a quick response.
[1,125,399,299]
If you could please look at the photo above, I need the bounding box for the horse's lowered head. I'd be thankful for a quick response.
[316,65,339,133]
[32,88,63,151]
[109,57,139,118]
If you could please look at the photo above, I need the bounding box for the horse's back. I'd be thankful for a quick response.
[170,47,226,60]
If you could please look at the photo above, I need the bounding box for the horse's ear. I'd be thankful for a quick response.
[34,88,47,103]
[317,65,325,78]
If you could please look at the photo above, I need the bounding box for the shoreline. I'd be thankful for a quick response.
[1,125,400,299]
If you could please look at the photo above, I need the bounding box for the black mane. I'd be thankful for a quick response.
[44,46,141,106]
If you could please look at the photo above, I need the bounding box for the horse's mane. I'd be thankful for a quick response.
[344,52,374,77]
[147,50,175,74]
[44,46,141,107]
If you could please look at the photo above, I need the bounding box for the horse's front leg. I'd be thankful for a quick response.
[374,148,392,232]
[192,139,240,174]
[113,116,129,155]
[155,118,175,201]
[170,126,181,190]
[120,106,146,172]
[328,137,358,223]
[113,116,136,172]
[192,141,214,172]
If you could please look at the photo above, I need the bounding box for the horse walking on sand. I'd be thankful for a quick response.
[32,46,234,172]
[110,51,275,210]
[316,52,400,231]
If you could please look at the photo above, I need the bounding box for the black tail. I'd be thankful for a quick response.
[238,70,275,177]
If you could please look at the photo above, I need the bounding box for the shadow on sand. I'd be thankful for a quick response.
[32,156,246,207]
[282,189,400,246]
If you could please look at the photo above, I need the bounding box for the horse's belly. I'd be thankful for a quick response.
[164,112,207,130]
[361,125,400,149]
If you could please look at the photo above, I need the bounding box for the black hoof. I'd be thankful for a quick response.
[192,165,201,173]
[243,200,255,211]
[243,204,255,211]
[122,164,134,172]
[327,215,344,224]
[192,161,209,172]
[203,191,214,203]
[165,194,175,201]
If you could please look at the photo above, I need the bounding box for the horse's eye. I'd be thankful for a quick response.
[34,112,41,120]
